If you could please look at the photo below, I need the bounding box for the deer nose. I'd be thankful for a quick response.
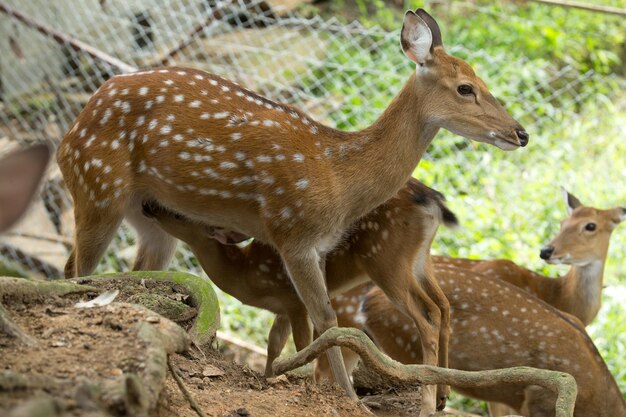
[515,129,529,147]
[540,245,555,260]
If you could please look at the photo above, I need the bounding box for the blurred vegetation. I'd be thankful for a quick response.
[207,0,626,412]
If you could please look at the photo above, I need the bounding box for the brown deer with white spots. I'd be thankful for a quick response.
[321,271,626,417]
[56,8,527,405]
[433,190,626,327]
[141,178,458,411]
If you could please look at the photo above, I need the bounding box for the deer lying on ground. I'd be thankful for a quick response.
[56,7,527,407]
[322,269,626,417]
[142,178,458,410]
[433,190,625,327]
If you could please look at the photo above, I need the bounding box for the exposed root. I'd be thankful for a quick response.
[0,301,37,346]
[273,327,577,417]
[168,357,208,417]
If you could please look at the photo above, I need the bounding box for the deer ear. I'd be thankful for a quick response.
[0,144,50,232]
[414,9,443,48]
[561,187,582,215]
[401,10,433,66]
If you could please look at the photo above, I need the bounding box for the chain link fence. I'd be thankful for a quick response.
[1,0,625,342]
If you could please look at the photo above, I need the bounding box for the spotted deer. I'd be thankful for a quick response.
[142,178,458,412]
[435,190,626,327]
[323,269,626,417]
[56,8,527,403]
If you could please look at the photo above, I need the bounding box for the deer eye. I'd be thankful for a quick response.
[457,84,474,96]
[585,223,596,232]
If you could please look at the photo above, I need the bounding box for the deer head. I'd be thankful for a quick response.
[401,9,528,150]
[540,189,626,265]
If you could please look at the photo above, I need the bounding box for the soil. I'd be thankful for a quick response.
[0,279,422,417]
[1,276,473,416]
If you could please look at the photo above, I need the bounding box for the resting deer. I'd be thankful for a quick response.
[435,190,625,327]
[323,268,626,417]
[142,178,458,411]
[56,8,527,405]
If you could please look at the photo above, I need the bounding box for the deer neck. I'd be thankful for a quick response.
[335,73,439,221]
[552,261,605,325]
[186,238,245,292]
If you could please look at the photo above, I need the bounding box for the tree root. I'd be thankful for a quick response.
[0,276,95,300]
[168,357,208,417]
[273,327,577,417]
[0,301,37,346]
[78,271,220,346]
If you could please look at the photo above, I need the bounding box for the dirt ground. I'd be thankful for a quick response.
[2,277,470,417]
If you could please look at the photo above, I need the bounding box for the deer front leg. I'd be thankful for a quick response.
[422,270,451,409]
[266,314,292,377]
[370,262,443,416]
[280,248,357,400]
[488,402,520,417]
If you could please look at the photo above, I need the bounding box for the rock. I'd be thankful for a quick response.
[202,364,225,378]
[127,293,195,323]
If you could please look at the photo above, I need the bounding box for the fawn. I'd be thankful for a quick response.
[57,8,526,402]
[142,178,458,412]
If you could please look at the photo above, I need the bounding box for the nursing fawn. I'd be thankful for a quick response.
[57,8,526,402]
[143,179,458,412]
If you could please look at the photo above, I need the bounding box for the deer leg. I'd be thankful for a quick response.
[125,200,177,271]
[422,272,451,408]
[280,249,357,400]
[266,314,292,377]
[488,402,520,417]
[67,206,123,278]
[370,263,442,416]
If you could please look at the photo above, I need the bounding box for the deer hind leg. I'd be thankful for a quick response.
[125,198,177,271]
[66,200,124,278]
[370,263,443,416]
[280,248,357,400]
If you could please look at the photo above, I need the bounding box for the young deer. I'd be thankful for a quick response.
[142,178,458,412]
[440,190,626,326]
[325,268,626,417]
[57,8,526,400]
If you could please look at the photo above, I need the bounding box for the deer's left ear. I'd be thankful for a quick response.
[401,10,433,66]
[561,187,582,215]
[415,9,443,48]
[0,144,50,232]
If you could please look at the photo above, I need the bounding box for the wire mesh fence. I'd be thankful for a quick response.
[1,0,625,341]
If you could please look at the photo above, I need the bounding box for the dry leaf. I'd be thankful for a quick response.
[75,289,119,308]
